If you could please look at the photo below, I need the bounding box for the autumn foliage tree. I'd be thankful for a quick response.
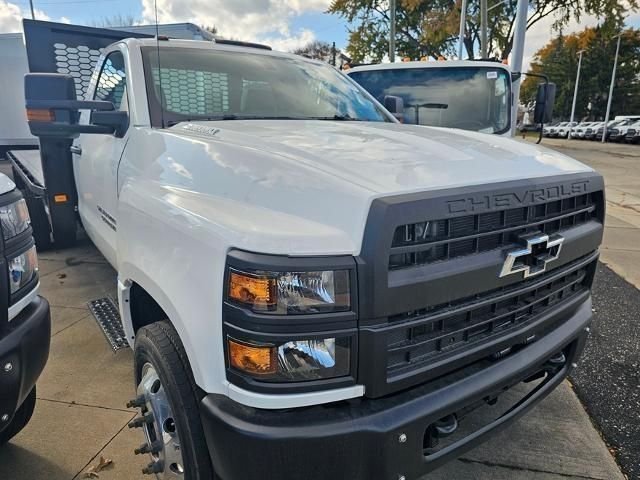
[328,0,637,63]
[520,22,640,121]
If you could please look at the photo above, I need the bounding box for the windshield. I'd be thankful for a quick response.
[348,66,511,134]
[142,47,390,126]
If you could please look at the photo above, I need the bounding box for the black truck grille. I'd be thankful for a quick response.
[385,256,593,377]
[390,192,597,270]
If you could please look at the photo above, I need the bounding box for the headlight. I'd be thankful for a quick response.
[228,268,350,314]
[0,199,30,240]
[228,336,350,381]
[9,245,38,295]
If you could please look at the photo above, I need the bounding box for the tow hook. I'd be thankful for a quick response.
[423,414,458,450]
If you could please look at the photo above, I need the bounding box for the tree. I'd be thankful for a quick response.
[293,40,335,63]
[520,22,640,120]
[328,0,638,63]
[91,14,140,28]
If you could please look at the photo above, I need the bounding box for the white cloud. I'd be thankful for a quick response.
[0,1,53,34]
[518,11,602,72]
[141,0,331,51]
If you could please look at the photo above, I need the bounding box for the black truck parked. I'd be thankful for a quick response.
[0,172,50,445]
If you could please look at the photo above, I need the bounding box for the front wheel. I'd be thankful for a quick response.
[131,321,215,479]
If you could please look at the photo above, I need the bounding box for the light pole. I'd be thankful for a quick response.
[480,0,488,58]
[389,0,396,62]
[29,0,35,19]
[602,33,622,143]
[510,0,529,136]
[568,49,585,139]
[458,0,468,59]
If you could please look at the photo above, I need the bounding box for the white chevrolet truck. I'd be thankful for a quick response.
[15,19,603,480]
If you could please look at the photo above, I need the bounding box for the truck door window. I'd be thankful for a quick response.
[94,51,127,111]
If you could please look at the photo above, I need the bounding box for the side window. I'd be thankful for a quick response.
[94,51,127,111]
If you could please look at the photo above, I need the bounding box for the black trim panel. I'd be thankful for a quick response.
[0,296,50,433]
[200,298,591,480]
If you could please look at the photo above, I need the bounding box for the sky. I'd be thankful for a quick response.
[0,0,639,71]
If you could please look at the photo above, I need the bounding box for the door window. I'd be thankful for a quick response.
[94,51,127,111]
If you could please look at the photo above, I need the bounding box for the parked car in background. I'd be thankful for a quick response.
[555,122,578,139]
[544,122,563,137]
[609,118,640,142]
[571,122,595,139]
[624,122,640,144]
[584,122,603,141]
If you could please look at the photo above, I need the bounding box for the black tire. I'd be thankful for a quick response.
[0,386,37,445]
[133,321,215,479]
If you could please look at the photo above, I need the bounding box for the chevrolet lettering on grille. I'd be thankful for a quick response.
[499,233,564,279]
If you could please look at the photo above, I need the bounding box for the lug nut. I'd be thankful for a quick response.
[128,412,154,428]
[3,363,12,373]
[135,441,162,455]
[142,460,163,475]
[126,395,146,409]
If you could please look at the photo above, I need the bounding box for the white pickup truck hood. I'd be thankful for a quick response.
[178,120,592,195]
[128,120,594,256]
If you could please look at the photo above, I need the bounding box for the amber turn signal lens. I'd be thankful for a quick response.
[26,109,55,122]
[228,339,277,375]
[228,270,276,308]
[53,193,68,203]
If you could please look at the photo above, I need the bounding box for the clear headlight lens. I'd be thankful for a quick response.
[9,245,38,295]
[0,199,30,240]
[228,336,350,381]
[228,268,350,314]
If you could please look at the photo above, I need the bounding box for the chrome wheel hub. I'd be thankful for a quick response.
[136,362,184,478]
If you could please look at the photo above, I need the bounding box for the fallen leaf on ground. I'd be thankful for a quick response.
[83,456,113,478]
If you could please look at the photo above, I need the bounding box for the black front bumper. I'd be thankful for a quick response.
[201,298,592,480]
[0,296,50,434]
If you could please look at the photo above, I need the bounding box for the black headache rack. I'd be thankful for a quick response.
[356,172,604,397]
[9,20,151,248]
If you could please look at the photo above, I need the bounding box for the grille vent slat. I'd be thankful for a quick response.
[386,261,591,374]
[390,193,599,270]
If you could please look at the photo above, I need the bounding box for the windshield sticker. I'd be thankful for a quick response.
[486,71,498,79]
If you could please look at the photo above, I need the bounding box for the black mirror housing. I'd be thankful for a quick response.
[25,73,80,137]
[383,95,405,122]
[90,110,129,138]
[534,82,556,124]
[25,73,121,139]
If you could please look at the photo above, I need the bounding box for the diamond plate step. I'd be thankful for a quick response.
[88,297,129,351]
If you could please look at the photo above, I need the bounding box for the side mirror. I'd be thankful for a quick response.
[90,111,129,138]
[534,82,556,124]
[384,95,405,121]
[25,73,121,139]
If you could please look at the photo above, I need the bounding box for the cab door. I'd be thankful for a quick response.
[73,46,130,266]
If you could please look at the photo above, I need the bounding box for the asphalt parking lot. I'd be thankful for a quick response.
[0,138,638,479]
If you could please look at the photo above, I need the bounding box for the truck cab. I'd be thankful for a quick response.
[17,20,603,480]
[346,60,513,135]
[0,172,50,446]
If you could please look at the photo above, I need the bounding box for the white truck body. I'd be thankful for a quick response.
[15,20,605,480]
[0,34,37,149]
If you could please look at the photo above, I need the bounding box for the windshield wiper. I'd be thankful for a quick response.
[167,115,315,126]
[307,114,363,121]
